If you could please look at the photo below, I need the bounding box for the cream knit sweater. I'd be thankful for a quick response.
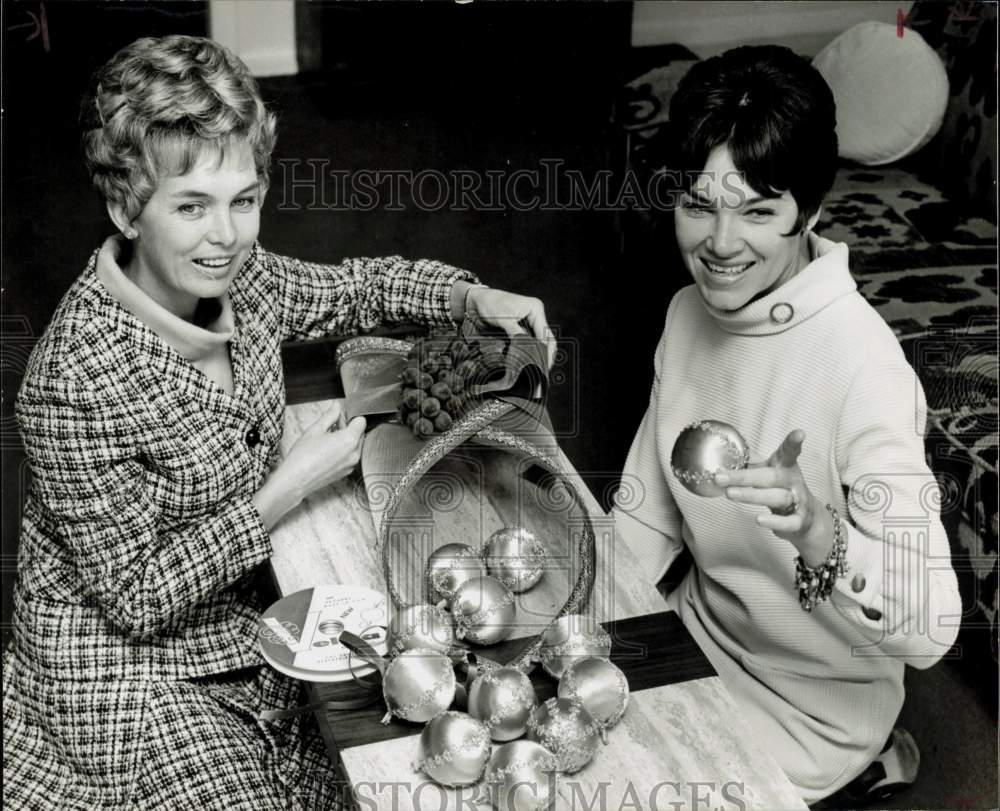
[614,234,961,802]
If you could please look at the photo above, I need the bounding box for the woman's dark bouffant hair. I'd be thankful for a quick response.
[669,45,838,231]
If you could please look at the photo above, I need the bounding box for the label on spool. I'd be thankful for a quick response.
[258,585,388,683]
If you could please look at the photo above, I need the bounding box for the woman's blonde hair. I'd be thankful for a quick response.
[81,35,277,222]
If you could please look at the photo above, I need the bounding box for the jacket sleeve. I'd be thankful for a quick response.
[259,248,478,342]
[830,357,962,666]
[612,312,686,585]
[16,369,273,639]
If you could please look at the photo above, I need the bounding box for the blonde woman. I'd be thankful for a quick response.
[4,35,551,809]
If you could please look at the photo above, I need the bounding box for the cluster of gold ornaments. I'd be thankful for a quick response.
[424,526,546,647]
[366,525,631,807]
[365,604,630,808]
[396,336,503,439]
[398,613,630,810]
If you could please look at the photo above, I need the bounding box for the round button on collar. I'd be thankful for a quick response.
[770,303,794,324]
[245,427,261,449]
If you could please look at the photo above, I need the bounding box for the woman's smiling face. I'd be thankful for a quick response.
[675,143,815,312]
[123,144,262,319]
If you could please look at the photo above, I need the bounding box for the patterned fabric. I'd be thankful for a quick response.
[5,239,474,808]
[816,166,998,664]
[3,658,345,809]
[906,0,998,216]
[817,168,996,253]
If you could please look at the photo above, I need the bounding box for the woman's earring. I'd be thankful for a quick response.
[124,228,137,239]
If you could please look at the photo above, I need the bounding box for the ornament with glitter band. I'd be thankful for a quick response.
[468,667,538,741]
[557,657,629,744]
[483,739,559,811]
[670,420,750,497]
[538,614,612,679]
[414,711,491,787]
[387,604,458,657]
[526,697,600,773]
[426,543,488,604]
[484,526,546,593]
[451,576,517,645]
[380,648,456,724]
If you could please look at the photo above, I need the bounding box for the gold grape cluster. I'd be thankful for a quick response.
[397,337,502,438]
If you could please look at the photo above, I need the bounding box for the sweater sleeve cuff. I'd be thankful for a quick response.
[612,508,683,586]
[830,520,885,630]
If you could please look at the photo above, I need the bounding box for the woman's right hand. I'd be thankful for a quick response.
[253,401,366,530]
[284,400,367,494]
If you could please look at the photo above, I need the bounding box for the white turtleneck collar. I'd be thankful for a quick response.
[697,233,857,336]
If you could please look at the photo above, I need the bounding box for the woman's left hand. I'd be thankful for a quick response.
[714,430,835,566]
[465,285,556,370]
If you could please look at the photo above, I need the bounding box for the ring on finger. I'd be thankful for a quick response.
[774,487,800,516]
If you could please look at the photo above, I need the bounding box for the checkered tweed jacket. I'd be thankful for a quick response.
[5,240,474,807]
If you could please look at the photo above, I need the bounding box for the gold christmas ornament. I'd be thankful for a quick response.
[557,657,629,743]
[381,648,456,724]
[484,739,559,811]
[526,697,600,773]
[468,667,538,741]
[451,575,517,646]
[426,543,487,604]
[670,420,750,497]
[538,614,611,679]
[387,603,457,656]
[414,711,491,787]
[484,527,546,593]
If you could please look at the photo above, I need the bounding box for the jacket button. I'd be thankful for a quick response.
[862,606,882,621]
[851,575,866,593]
[245,427,261,449]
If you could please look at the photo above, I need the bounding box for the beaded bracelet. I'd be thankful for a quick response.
[794,504,849,612]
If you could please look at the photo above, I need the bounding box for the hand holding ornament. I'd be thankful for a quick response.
[670,420,750,497]
[715,429,836,567]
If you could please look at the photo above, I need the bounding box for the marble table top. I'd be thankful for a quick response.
[268,398,807,810]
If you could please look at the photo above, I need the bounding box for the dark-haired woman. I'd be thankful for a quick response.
[613,46,960,806]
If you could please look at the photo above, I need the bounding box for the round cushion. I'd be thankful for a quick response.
[813,21,949,166]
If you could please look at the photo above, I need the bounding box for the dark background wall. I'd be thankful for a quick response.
[2,1,682,637]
